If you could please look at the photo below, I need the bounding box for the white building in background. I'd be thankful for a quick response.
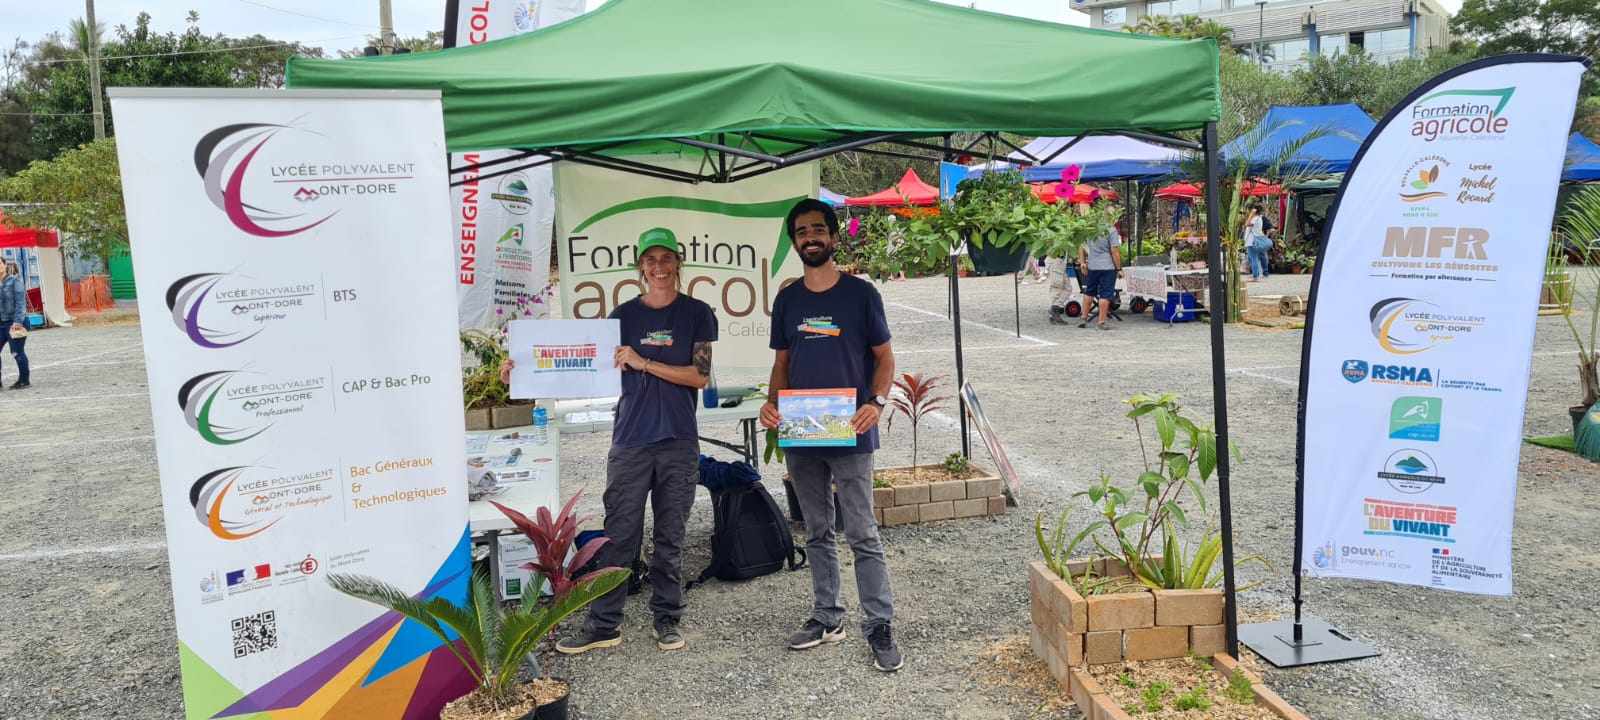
[1077,0,1453,72]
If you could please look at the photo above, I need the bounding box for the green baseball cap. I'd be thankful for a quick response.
[637,227,681,257]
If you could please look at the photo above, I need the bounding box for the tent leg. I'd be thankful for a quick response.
[1014,271,1021,338]
[1200,122,1241,660]
[951,254,970,459]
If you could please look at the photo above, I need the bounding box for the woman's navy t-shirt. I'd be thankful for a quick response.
[769,273,892,456]
[609,293,718,448]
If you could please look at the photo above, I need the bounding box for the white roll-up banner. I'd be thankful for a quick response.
[445,0,585,330]
[1298,56,1585,596]
[110,88,471,718]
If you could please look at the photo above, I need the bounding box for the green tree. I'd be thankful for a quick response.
[1126,15,1234,47]
[1452,0,1599,93]
[9,11,328,169]
[339,31,445,58]
[1217,50,1299,143]
[1292,48,1478,118]
[0,138,127,260]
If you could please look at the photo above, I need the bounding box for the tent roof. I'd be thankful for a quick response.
[969,135,1183,182]
[0,210,59,249]
[1566,132,1600,182]
[286,0,1219,178]
[1220,103,1374,174]
[819,187,848,207]
[846,169,939,207]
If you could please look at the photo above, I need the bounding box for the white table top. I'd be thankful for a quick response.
[550,396,761,434]
[466,426,561,534]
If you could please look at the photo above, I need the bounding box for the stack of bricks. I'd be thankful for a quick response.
[1027,559,1226,687]
[871,473,1007,526]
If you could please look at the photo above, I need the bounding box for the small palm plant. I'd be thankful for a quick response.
[328,492,627,713]
[1558,187,1600,413]
[885,372,948,477]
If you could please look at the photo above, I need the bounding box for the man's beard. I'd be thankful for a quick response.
[798,242,835,268]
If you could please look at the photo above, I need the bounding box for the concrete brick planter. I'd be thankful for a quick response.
[871,465,1006,526]
[1029,560,1308,719]
[466,404,535,431]
[1028,560,1223,671]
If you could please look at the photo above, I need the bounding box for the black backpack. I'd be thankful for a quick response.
[688,472,805,589]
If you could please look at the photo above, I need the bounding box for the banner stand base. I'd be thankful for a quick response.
[1238,616,1380,668]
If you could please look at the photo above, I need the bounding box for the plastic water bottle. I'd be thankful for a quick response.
[532,407,548,427]
[703,372,719,409]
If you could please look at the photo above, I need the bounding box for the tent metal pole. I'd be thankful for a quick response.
[1036,134,1089,167]
[781,132,905,164]
[993,134,1041,164]
[560,152,708,184]
[1014,271,1021,338]
[1121,129,1205,151]
[448,149,540,175]
[1202,121,1240,660]
[943,133,970,457]
[449,156,562,187]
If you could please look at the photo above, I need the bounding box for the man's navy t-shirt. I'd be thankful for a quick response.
[609,294,718,448]
[769,273,891,455]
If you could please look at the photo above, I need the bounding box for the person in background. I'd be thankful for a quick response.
[1076,204,1122,331]
[1244,203,1271,282]
[1,261,29,390]
[761,198,903,673]
[503,228,717,655]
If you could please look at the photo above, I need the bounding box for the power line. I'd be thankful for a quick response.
[233,0,376,30]
[17,36,364,67]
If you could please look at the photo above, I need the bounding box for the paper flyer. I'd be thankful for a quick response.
[777,388,858,447]
[508,319,622,399]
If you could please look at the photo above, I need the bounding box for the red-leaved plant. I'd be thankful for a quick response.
[886,372,948,477]
[492,493,610,600]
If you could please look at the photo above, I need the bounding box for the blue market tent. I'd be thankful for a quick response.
[1220,103,1375,174]
[819,187,848,206]
[1565,132,1600,182]
[966,134,1182,182]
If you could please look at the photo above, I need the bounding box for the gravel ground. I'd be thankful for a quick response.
[1,271,1595,720]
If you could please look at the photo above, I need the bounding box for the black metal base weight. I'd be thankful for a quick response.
[1238,617,1380,668]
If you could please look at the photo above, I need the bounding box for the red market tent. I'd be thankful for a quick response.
[1031,182,1119,204]
[1154,180,1280,199]
[0,210,60,248]
[845,168,939,207]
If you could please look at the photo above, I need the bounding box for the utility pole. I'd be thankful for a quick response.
[85,0,105,139]
[378,0,397,54]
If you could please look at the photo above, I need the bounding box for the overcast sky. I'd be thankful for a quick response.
[1,0,1106,51]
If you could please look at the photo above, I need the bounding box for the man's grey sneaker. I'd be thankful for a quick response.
[867,624,904,672]
[555,627,621,655]
[1098,322,1113,331]
[786,619,845,650]
[654,618,686,651]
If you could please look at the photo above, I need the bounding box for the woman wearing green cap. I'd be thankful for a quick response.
[548,226,717,654]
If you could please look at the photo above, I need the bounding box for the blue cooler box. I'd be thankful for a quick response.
[1153,292,1197,322]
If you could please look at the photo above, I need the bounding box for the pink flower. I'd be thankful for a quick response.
[1060,164,1082,184]
[847,217,861,237]
[1055,182,1074,198]
[496,308,504,315]
[1087,189,1102,204]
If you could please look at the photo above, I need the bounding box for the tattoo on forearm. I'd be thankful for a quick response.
[693,342,712,377]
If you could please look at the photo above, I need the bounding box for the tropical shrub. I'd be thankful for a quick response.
[884,372,948,476]
[328,493,627,712]
[1558,187,1600,410]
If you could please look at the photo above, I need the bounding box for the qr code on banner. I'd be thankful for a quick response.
[231,610,278,659]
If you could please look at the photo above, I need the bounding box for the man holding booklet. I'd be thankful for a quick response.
[760,198,903,672]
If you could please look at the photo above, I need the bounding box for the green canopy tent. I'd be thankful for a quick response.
[288,0,1245,653]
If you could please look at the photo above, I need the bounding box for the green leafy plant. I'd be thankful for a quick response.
[885,372,948,477]
[1117,671,1138,689]
[1189,650,1213,669]
[1224,670,1256,704]
[1558,187,1600,409]
[942,451,970,476]
[904,169,1109,267]
[328,492,628,712]
[1074,393,1248,590]
[1142,681,1172,712]
[1174,686,1213,711]
[1035,507,1135,596]
[460,329,511,410]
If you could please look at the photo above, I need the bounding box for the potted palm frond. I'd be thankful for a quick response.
[329,493,627,720]
[1558,188,1600,436]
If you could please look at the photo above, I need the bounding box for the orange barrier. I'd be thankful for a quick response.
[65,274,114,313]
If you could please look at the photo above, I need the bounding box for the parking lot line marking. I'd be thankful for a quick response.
[9,434,154,449]
[0,541,166,563]
[0,391,147,404]
[7,343,143,373]
[896,343,1044,356]
[1233,369,1296,387]
[887,301,1056,347]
